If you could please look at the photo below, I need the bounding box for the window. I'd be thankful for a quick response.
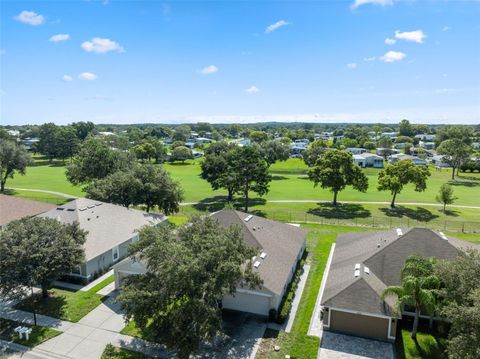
[112,246,120,262]
[71,266,81,275]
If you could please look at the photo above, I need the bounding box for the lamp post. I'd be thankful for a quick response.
[31,287,37,326]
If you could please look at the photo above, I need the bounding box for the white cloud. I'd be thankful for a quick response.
[49,34,70,43]
[442,26,451,32]
[395,30,426,43]
[14,10,44,26]
[385,38,396,45]
[364,56,376,62]
[351,0,393,9]
[81,37,124,53]
[347,63,357,69]
[199,65,219,75]
[245,85,260,94]
[380,51,406,63]
[265,20,290,34]
[63,75,73,82]
[78,72,97,81]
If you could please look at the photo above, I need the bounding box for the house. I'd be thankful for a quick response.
[353,153,384,168]
[376,148,399,157]
[388,154,428,166]
[0,195,55,228]
[346,147,367,155]
[20,138,39,151]
[113,209,307,317]
[39,198,166,282]
[321,228,478,341]
[415,134,435,141]
[431,155,449,168]
[419,141,435,150]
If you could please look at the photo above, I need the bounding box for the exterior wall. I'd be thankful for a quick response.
[81,236,136,281]
[222,290,274,316]
[390,318,398,338]
[327,309,391,341]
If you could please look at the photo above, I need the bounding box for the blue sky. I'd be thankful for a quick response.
[1,0,479,125]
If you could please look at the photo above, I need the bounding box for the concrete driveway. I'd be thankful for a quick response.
[197,311,266,359]
[318,332,394,359]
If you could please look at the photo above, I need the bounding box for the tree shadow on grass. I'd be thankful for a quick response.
[448,180,480,188]
[380,206,439,222]
[271,175,288,181]
[307,203,371,219]
[192,196,267,213]
[14,290,68,320]
[456,175,480,182]
[440,209,460,217]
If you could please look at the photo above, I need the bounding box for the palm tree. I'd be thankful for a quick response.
[381,256,440,339]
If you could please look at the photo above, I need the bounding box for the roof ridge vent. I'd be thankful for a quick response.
[244,215,253,222]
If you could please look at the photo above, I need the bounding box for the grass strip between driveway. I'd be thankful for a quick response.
[0,318,61,347]
[14,275,115,323]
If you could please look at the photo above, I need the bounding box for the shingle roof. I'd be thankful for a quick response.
[322,228,479,317]
[0,194,55,226]
[39,198,166,261]
[211,210,307,296]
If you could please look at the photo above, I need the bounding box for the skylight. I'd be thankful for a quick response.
[364,267,370,275]
[354,270,360,277]
[244,215,253,222]
[260,252,267,259]
[396,228,403,236]
[354,263,360,270]
[254,261,261,268]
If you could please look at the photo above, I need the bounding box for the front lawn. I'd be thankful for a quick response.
[101,344,148,359]
[0,318,61,347]
[396,329,448,359]
[256,224,373,359]
[14,275,115,322]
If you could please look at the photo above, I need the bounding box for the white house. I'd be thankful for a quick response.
[346,147,367,155]
[388,154,428,166]
[353,153,384,168]
[415,134,435,141]
[431,155,449,168]
[113,210,307,317]
[419,141,435,150]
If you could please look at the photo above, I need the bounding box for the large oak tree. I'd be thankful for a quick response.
[0,139,32,192]
[0,217,87,299]
[377,159,431,208]
[308,150,368,206]
[117,216,261,358]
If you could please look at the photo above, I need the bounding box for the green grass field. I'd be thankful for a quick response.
[101,344,147,359]
[15,275,115,322]
[8,158,480,205]
[6,157,480,234]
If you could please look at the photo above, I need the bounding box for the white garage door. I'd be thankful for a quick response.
[222,292,271,316]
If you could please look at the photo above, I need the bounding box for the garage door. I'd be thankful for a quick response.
[330,310,389,340]
[222,292,271,316]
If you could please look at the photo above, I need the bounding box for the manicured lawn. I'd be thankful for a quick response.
[101,344,147,359]
[3,189,70,206]
[9,158,480,206]
[14,275,115,322]
[396,329,448,359]
[0,318,61,347]
[446,231,480,244]
[173,201,480,238]
[256,224,374,359]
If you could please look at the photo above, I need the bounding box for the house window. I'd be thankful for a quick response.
[112,246,120,262]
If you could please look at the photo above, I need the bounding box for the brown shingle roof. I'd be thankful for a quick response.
[322,228,479,317]
[0,194,55,226]
[212,210,307,295]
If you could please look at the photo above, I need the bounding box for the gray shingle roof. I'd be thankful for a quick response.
[212,210,307,296]
[39,198,166,261]
[0,195,55,226]
[322,228,479,317]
